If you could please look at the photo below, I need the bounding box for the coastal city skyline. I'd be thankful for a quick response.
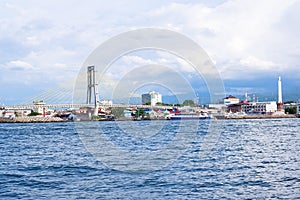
[1,0,300,105]
[0,2,299,198]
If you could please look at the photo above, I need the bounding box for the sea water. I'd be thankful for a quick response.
[0,119,299,199]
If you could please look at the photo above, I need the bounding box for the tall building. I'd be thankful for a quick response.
[142,91,162,106]
[142,93,151,105]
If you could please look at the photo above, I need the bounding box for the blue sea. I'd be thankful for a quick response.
[0,119,299,199]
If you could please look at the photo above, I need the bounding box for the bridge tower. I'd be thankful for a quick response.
[87,66,99,116]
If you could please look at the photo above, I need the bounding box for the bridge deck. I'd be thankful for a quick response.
[3,104,178,110]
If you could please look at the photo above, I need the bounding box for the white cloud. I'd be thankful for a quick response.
[122,55,154,66]
[239,56,278,70]
[217,55,283,80]
[5,60,34,70]
[109,52,198,80]
[0,0,300,103]
[144,0,299,77]
[53,63,67,68]
[2,0,299,79]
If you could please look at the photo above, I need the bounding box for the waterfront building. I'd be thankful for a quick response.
[227,101,247,113]
[2,110,15,119]
[208,104,227,111]
[228,101,277,114]
[142,91,162,106]
[223,95,240,105]
[33,100,46,114]
[16,109,32,117]
[33,107,45,114]
[123,109,133,118]
[148,109,170,119]
[243,101,277,113]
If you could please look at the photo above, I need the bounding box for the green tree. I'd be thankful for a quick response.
[28,111,41,116]
[285,107,297,114]
[284,101,295,104]
[92,115,100,120]
[134,109,145,118]
[182,99,196,106]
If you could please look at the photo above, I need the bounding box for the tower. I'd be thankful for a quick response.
[87,66,99,116]
[277,76,284,111]
[141,91,162,106]
[278,76,282,103]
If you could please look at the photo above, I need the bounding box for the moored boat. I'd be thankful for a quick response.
[166,113,210,120]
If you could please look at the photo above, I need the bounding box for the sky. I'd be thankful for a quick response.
[0,0,300,105]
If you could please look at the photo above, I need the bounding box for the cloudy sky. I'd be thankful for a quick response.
[0,0,299,105]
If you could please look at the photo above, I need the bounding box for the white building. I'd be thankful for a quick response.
[208,104,227,110]
[242,101,277,113]
[33,100,46,114]
[142,91,162,106]
[99,100,113,106]
[224,95,240,105]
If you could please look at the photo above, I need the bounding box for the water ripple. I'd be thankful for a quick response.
[0,119,299,199]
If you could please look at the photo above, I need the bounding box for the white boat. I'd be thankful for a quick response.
[166,113,210,120]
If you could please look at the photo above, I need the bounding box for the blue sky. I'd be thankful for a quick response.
[0,0,300,105]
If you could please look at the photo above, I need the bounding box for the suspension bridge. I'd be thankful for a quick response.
[2,66,178,112]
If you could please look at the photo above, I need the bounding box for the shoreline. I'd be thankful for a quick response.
[0,114,298,123]
[0,117,68,123]
[217,114,297,120]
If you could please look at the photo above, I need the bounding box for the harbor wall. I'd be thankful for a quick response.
[0,117,67,123]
